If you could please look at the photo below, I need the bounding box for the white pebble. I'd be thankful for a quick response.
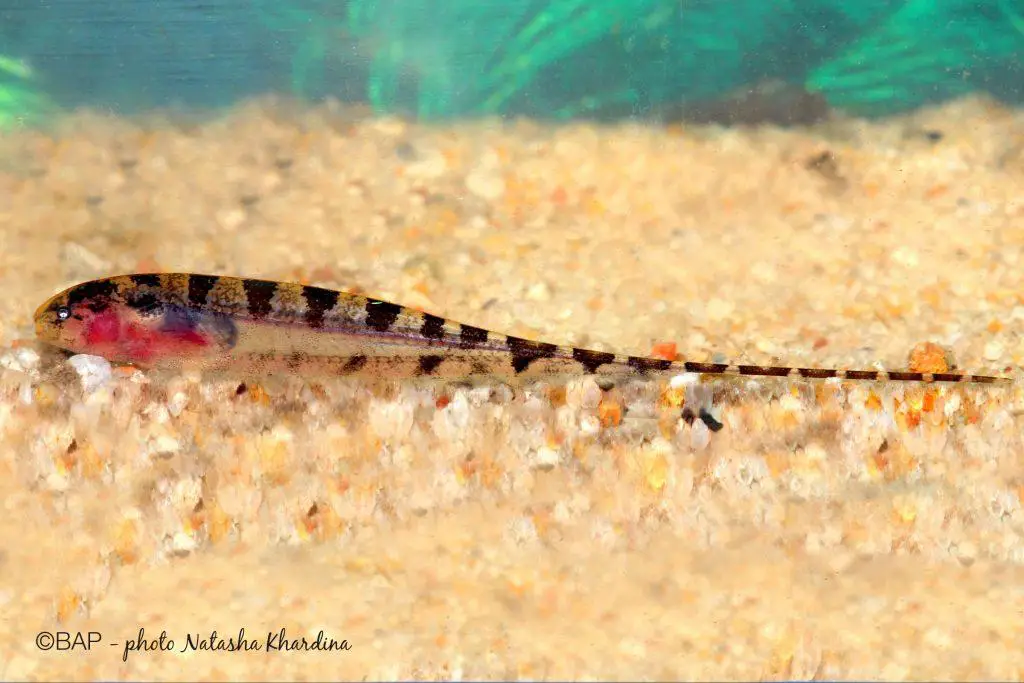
[465,169,505,200]
[44,471,70,492]
[170,531,197,556]
[216,208,246,231]
[531,445,561,471]
[67,354,112,393]
[890,246,919,268]
[689,419,710,450]
[143,401,171,425]
[525,281,551,301]
[0,347,40,374]
[579,414,601,435]
[670,373,700,389]
[984,340,1004,362]
[370,117,406,137]
[18,350,40,370]
[151,434,181,457]
[406,149,448,179]
[166,391,188,417]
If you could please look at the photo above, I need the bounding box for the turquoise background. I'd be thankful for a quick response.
[2,0,1022,126]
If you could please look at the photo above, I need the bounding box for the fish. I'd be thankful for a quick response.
[33,273,1010,385]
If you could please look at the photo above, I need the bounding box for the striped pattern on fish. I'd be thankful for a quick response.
[32,273,1009,385]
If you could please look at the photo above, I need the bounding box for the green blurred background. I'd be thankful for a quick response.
[1,0,1022,129]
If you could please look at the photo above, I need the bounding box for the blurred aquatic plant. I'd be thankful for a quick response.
[0,54,52,129]
[806,0,1024,115]
[264,0,1024,122]
[255,0,369,102]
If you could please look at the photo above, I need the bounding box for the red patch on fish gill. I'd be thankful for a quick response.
[83,309,123,346]
[83,306,212,363]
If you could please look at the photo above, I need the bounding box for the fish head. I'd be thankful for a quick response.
[34,276,128,356]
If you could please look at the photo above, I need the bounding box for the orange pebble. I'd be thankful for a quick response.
[907,341,950,374]
[650,341,678,361]
[247,383,271,405]
[865,391,883,411]
[922,390,937,413]
[598,398,623,428]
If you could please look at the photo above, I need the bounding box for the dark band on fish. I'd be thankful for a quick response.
[365,299,401,332]
[417,354,445,376]
[684,362,730,374]
[572,348,616,374]
[459,324,490,347]
[340,355,368,374]
[844,370,881,381]
[797,368,837,379]
[887,371,922,382]
[628,357,674,374]
[127,289,162,315]
[129,274,162,289]
[506,336,559,374]
[187,274,218,307]
[302,285,340,329]
[243,279,278,319]
[738,365,791,377]
[287,351,307,370]
[420,314,446,340]
[66,278,117,308]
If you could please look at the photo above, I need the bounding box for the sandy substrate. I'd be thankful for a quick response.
[1,95,1024,680]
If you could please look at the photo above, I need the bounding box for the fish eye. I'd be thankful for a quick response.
[56,306,71,321]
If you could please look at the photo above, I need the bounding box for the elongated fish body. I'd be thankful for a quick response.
[33,273,1008,385]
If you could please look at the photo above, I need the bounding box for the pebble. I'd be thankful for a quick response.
[530,445,560,471]
[216,207,246,231]
[890,246,920,268]
[465,169,506,200]
[406,149,448,179]
[579,414,601,435]
[525,281,551,301]
[0,347,40,374]
[370,117,406,137]
[705,297,735,321]
[689,419,711,450]
[67,354,112,393]
[166,391,188,417]
[151,433,182,457]
[170,530,198,556]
